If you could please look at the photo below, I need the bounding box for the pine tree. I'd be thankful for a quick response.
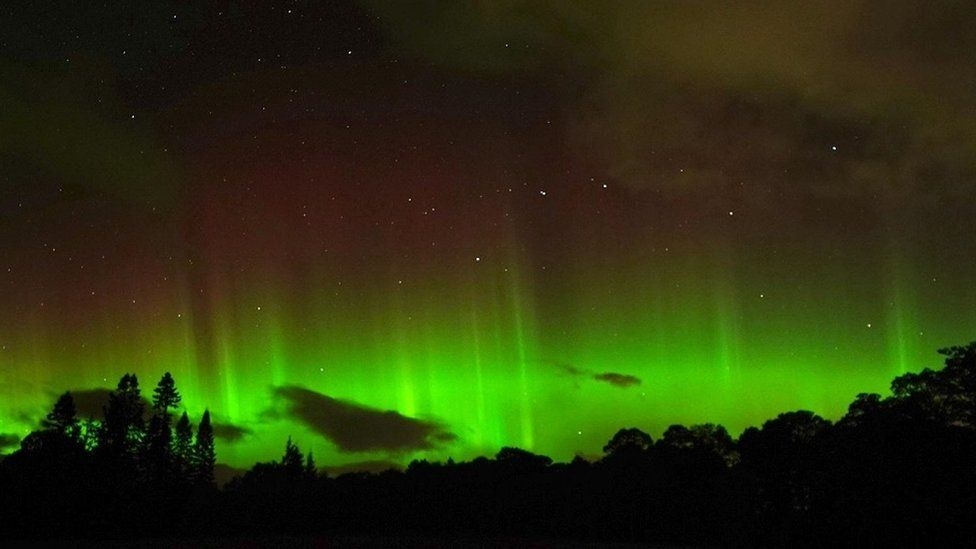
[303,451,317,480]
[43,391,78,437]
[191,409,216,486]
[173,411,193,476]
[151,372,181,414]
[145,415,173,481]
[146,373,182,480]
[99,374,145,465]
[282,436,304,479]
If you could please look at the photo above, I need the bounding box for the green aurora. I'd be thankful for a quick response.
[2,1,976,470]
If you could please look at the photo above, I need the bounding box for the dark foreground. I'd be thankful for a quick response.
[3,343,976,546]
[7,537,668,549]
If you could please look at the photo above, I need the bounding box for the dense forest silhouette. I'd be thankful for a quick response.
[1,343,975,545]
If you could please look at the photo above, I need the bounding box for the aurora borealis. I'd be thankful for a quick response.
[2,2,976,470]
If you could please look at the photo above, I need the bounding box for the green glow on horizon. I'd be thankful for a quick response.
[1,226,974,469]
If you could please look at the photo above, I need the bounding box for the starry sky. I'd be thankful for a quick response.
[2,1,976,469]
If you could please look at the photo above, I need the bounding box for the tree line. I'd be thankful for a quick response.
[2,343,976,544]
[0,372,216,537]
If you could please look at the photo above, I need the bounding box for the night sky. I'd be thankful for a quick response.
[2,1,976,469]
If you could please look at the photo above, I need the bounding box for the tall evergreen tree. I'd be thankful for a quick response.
[151,372,181,414]
[145,415,173,480]
[282,437,304,479]
[98,374,145,465]
[173,411,194,476]
[304,451,317,480]
[146,373,182,480]
[191,409,216,486]
[43,391,78,437]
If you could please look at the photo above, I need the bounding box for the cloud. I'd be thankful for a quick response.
[593,372,642,388]
[64,388,114,420]
[270,385,457,453]
[0,59,182,209]
[363,1,976,202]
[62,388,152,421]
[0,433,20,451]
[212,422,252,443]
[559,363,586,377]
[558,363,642,389]
[16,386,155,430]
[11,409,36,426]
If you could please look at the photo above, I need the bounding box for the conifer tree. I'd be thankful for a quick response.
[151,372,181,414]
[99,374,145,465]
[282,436,304,479]
[304,451,317,480]
[173,411,193,476]
[43,391,78,437]
[146,373,182,480]
[191,409,216,486]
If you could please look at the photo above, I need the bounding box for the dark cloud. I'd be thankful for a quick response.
[0,433,20,451]
[271,385,457,453]
[0,61,182,208]
[212,422,252,443]
[365,1,976,202]
[64,388,113,420]
[558,363,642,389]
[11,410,36,426]
[62,388,152,421]
[593,372,642,388]
[559,363,586,377]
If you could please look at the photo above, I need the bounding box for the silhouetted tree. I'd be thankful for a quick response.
[890,341,976,427]
[304,451,317,480]
[173,411,193,475]
[145,415,172,480]
[146,373,182,481]
[738,410,832,536]
[98,374,145,468]
[43,391,78,437]
[842,392,884,424]
[743,410,830,450]
[282,437,304,479]
[191,409,216,486]
[602,427,652,456]
[495,446,553,471]
[659,424,692,448]
[659,423,738,465]
[152,372,181,413]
